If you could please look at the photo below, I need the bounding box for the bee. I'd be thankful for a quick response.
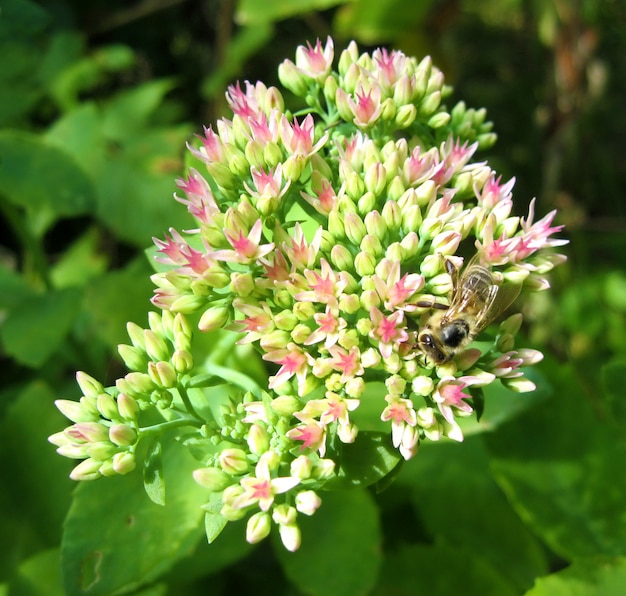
[417,254,521,365]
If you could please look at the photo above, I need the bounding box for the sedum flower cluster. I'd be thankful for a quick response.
[50,38,567,551]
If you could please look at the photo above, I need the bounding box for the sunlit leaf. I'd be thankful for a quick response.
[326,431,402,489]
[275,489,381,596]
[61,441,206,595]
[526,556,626,596]
[143,437,166,506]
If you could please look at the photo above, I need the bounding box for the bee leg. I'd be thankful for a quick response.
[416,299,449,310]
[444,257,460,293]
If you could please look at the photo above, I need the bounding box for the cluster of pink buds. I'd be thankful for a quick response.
[51,37,567,551]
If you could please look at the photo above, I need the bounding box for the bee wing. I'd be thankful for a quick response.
[473,281,521,334]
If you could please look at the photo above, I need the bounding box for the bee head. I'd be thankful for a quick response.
[417,330,449,365]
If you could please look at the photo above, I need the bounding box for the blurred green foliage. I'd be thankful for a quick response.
[1,0,625,594]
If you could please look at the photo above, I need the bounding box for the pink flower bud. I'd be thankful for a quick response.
[109,424,137,447]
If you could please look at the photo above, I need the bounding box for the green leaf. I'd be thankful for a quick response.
[49,228,109,288]
[203,491,229,544]
[61,441,206,595]
[326,431,402,489]
[83,257,154,348]
[601,360,626,427]
[0,382,74,550]
[0,287,82,367]
[143,438,166,506]
[236,0,347,24]
[101,80,176,140]
[0,131,96,225]
[486,361,626,560]
[526,556,626,596]
[374,543,518,595]
[401,437,548,593]
[0,265,36,309]
[95,126,193,247]
[334,0,435,43]
[201,24,274,98]
[275,489,381,596]
[9,548,63,596]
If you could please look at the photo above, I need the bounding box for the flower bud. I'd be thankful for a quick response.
[198,305,230,332]
[272,310,297,331]
[381,199,401,230]
[344,212,367,246]
[96,393,119,421]
[219,448,249,474]
[360,234,383,257]
[148,361,177,388]
[170,294,206,314]
[193,467,232,491]
[503,377,536,393]
[117,393,139,421]
[290,455,313,479]
[76,372,104,399]
[125,322,146,351]
[345,376,365,398]
[278,60,308,96]
[328,209,346,238]
[313,458,336,479]
[295,490,322,516]
[271,395,301,416]
[345,171,365,202]
[291,324,312,344]
[70,458,102,481]
[231,272,255,297]
[118,344,148,371]
[172,349,194,374]
[112,452,136,475]
[330,244,354,271]
[357,190,377,214]
[354,251,376,277]
[55,399,98,424]
[260,330,290,351]
[431,231,461,255]
[412,375,435,396]
[338,293,360,314]
[395,104,417,128]
[142,330,169,363]
[360,290,380,311]
[109,424,137,447]
[427,111,451,128]
[247,423,270,455]
[246,512,272,544]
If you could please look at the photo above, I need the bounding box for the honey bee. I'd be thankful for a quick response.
[417,254,521,365]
